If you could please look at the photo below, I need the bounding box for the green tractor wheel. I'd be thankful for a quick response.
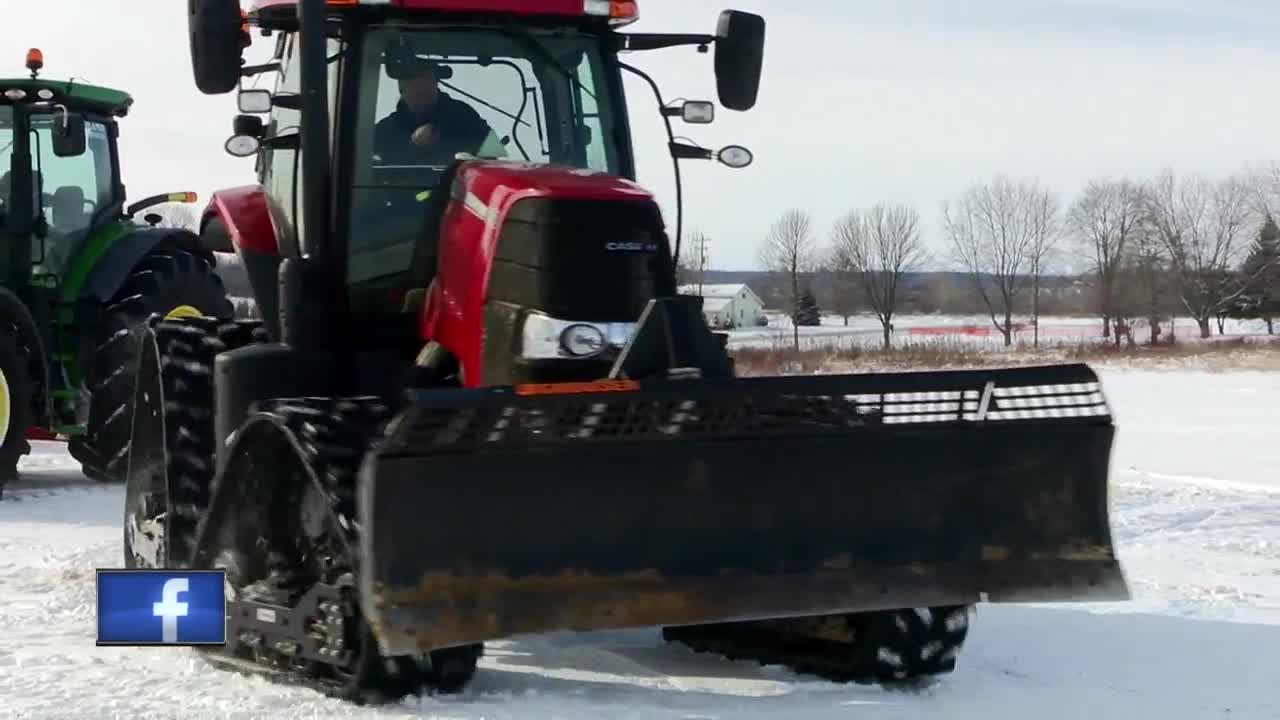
[0,330,35,497]
[68,244,233,482]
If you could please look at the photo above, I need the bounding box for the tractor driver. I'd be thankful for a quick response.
[372,50,504,168]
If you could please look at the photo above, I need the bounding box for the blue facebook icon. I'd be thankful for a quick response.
[96,569,226,646]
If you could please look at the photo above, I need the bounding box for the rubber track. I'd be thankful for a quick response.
[663,605,972,687]
[196,397,481,703]
[147,315,267,566]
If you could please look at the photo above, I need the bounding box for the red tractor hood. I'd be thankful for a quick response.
[451,160,654,205]
[422,161,662,386]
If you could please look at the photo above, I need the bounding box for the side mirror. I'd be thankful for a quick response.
[52,113,86,157]
[189,0,246,94]
[713,10,765,111]
[663,100,715,124]
[237,88,273,114]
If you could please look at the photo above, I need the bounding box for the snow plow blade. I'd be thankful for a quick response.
[359,363,1128,655]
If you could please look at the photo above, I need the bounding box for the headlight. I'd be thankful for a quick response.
[519,313,635,360]
[560,324,605,357]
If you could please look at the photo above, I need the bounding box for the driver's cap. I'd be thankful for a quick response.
[384,35,452,80]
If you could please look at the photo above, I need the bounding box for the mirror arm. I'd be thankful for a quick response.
[261,133,301,150]
[619,60,686,269]
[241,61,281,77]
[616,33,716,52]
[669,142,713,161]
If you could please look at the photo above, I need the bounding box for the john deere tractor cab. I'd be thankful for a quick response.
[0,49,233,494]
[120,0,1125,704]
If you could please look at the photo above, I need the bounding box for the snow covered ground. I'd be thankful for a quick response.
[1,368,1278,719]
[727,312,1277,351]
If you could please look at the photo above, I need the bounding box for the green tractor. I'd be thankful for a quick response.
[0,49,233,495]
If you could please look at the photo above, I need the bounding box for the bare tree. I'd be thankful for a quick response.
[1025,184,1061,347]
[1113,223,1176,346]
[821,260,861,326]
[676,230,712,289]
[1142,170,1255,338]
[1065,178,1146,338]
[830,203,926,348]
[942,175,1044,346]
[758,209,818,350]
[1247,161,1280,220]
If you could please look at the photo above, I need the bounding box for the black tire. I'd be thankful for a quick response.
[0,331,33,498]
[852,605,973,687]
[189,0,245,95]
[71,245,234,484]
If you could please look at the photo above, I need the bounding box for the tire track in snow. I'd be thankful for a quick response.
[1110,467,1280,622]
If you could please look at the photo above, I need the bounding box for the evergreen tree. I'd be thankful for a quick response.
[794,287,822,326]
[1235,213,1280,334]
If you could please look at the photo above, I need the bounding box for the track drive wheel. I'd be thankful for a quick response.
[663,604,973,688]
[850,605,973,688]
[72,244,234,484]
[0,330,34,498]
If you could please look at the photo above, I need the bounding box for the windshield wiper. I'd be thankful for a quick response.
[438,78,531,129]
[497,22,597,104]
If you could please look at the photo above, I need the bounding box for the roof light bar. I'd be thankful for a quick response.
[254,0,634,24]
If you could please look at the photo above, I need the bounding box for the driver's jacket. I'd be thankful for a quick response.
[372,94,494,167]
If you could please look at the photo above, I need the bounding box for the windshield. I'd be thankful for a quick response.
[0,106,16,228]
[32,114,115,231]
[347,24,623,290]
[2,106,113,231]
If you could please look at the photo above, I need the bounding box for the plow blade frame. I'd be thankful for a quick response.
[359,363,1129,655]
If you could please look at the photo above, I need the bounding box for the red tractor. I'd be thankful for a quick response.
[122,0,1127,703]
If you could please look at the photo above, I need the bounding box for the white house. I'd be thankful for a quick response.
[678,283,766,329]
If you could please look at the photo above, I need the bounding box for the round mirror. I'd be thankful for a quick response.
[224,134,260,158]
[717,145,754,169]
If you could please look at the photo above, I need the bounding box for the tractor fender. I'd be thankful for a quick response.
[201,185,292,341]
[77,227,215,305]
[0,286,50,427]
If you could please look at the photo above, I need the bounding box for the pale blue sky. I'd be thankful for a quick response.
[5,0,1278,270]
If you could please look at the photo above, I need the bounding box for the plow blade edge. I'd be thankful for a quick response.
[359,363,1129,654]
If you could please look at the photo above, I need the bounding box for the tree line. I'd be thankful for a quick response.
[733,166,1280,349]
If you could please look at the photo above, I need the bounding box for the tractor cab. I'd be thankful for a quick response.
[199,0,763,359]
[0,49,130,284]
